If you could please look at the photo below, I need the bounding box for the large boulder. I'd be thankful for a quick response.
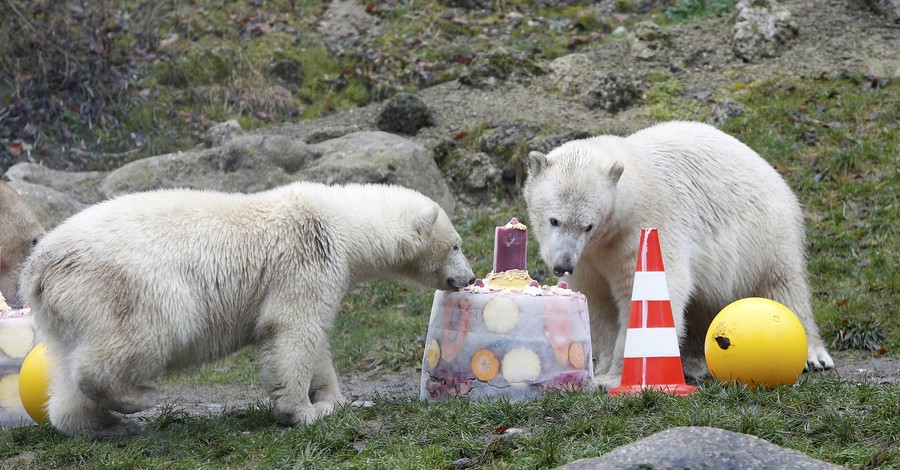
[554,426,844,469]
[732,0,798,62]
[5,130,455,229]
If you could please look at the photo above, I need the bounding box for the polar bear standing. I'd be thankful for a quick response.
[523,121,834,389]
[21,182,474,437]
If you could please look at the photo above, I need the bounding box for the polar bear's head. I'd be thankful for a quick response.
[523,140,624,278]
[404,204,475,291]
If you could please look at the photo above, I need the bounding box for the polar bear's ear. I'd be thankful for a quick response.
[414,205,440,235]
[608,161,624,184]
[528,151,549,176]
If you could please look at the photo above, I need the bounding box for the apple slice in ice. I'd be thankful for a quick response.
[482,296,520,334]
[501,347,541,383]
[0,320,35,360]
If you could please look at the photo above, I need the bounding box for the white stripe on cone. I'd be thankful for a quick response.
[631,271,669,301]
[623,327,681,358]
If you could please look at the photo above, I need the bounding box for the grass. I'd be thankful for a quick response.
[2,74,898,467]
[2,4,898,468]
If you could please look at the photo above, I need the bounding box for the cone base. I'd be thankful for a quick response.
[608,383,697,396]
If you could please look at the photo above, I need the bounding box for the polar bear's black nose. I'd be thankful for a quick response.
[553,265,574,277]
[447,277,476,289]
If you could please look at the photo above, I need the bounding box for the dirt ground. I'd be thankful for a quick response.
[135,351,897,422]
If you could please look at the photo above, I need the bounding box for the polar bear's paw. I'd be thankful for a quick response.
[273,401,336,426]
[591,373,622,391]
[807,346,835,370]
[309,387,347,408]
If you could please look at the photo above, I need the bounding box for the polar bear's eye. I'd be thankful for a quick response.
[452,244,460,251]
[549,218,559,227]
[585,224,593,233]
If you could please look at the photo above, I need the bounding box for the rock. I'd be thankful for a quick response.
[4,163,106,205]
[317,0,382,46]
[732,0,799,62]
[553,426,846,470]
[5,180,87,231]
[864,0,900,23]
[100,134,310,197]
[440,0,492,10]
[304,131,455,214]
[706,98,748,127]
[583,72,640,113]
[8,130,456,227]
[205,119,244,147]
[548,53,595,96]
[376,93,434,135]
[528,131,593,155]
[458,47,547,89]
[444,150,502,205]
[628,20,671,60]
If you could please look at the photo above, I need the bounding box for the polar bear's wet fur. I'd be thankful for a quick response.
[21,182,474,437]
[524,121,834,389]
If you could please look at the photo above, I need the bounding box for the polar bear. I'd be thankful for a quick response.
[0,181,44,307]
[523,121,834,389]
[21,182,475,437]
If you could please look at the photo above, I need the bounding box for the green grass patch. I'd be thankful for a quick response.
[2,378,897,468]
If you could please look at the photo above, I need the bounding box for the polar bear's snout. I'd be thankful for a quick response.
[447,275,476,289]
[552,262,574,277]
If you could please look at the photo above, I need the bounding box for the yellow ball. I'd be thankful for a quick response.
[18,342,51,424]
[705,298,808,389]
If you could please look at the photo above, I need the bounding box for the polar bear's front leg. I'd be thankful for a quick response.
[592,294,631,390]
[256,320,334,426]
[308,345,346,407]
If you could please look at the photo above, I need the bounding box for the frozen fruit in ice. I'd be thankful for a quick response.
[568,341,586,369]
[482,296,520,334]
[441,297,472,363]
[544,304,572,363]
[471,349,500,382]
[501,347,541,383]
[424,338,441,369]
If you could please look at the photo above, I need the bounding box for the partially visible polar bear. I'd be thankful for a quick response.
[523,121,834,389]
[0,181,44,307]
[21,182,475,437]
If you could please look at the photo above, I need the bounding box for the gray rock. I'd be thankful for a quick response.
[458,47,546,89]
[100,134,310,197]
[205,119,244,147]
[5,180,87,231]
[554,426,846,470]
[5,130,455,228]
[304,131,455,214]
[376,93,434,135]
[584,72,639,113]
[317,0,381,46]
[528,131,593,155]
[628,21,671,60]
[732,0,798,62]
[4,163,106,205]
[444,151,502,205]
[440,0,492,10]
[864,0,900,23]
[548,53,595,96]
[706,98,748,127]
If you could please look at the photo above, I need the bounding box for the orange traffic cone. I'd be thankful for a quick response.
[609,228,697,396]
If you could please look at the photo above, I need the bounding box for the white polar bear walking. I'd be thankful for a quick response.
[21,182,475,437]
[523,121,834,389]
